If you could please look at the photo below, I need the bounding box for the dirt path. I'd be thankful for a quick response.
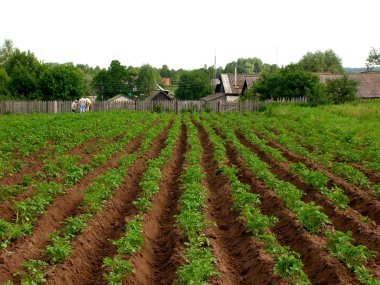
[255,131,380,226]
[195,122,285,285]
[44,122,170,285]
[125,121,187,285]
[0,122,153,284]
[236,131,380,256]
[225,141,358,284]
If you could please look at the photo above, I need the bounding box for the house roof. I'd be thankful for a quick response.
[219,73,260,95]
[107,94,133,102]
[145,89,174,101]
[319,73,380,98]
[201,93,227,102]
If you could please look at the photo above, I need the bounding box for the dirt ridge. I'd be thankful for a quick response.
[45,121,171,285]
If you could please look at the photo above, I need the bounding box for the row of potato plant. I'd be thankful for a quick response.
[103,115,181,284]
[193,114,310,284]
[243,114,380,196]
[207,112,331,234]
[174,114,219,284]
[0,112,122,179]
[257,104,380,170]
[213,113,379,284]
[44,115,169,265]
[8,115,170,285]
[245,114,379,195]
[227,114,350,210]
[0,113,158,250]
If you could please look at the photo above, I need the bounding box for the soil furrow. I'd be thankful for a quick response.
[0,124,149,284]
[351,163,380,186]
[0,141,54,186]
[225,140,358,284]
[197,123,285,285]
[0,137,100,221]
[236,132,380,255]
[255,131,380,226]
[44,122,171,285]
[125,121,187,285]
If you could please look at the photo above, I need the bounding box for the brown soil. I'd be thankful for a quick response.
[224,140,359,284]
[0,142,53,186]
[255,131,380,227]
[125,121,187,285]
[0,137,100,222]
[0,123,153,284]
[196,122,285,285]
[351,163,380,186]
[236,131,380,256]
[44,121,171,285]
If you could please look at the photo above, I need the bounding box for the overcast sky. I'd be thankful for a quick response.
[1,0,379,70]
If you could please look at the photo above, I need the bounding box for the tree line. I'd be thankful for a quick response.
[0,39,377,102]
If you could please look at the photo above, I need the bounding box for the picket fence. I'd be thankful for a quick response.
[0,97,307,115]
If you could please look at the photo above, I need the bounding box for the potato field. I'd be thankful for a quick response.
[0,101,380,285]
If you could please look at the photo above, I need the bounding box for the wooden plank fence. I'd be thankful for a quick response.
[0,97,307,115]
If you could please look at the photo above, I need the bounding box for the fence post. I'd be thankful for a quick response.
[175,100,178,114]
[217,101,220,113]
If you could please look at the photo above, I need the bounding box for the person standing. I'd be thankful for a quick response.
[85,97,92,112]
[71,100,78,113]
[78,97,86,113]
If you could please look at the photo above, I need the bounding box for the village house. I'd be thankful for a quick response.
[107,94,134,103]
[202,73,260,103]
[145,85,174,102]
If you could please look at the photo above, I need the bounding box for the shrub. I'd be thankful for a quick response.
[325,75,359,104]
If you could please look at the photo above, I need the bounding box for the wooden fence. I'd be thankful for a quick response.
[0,97,307,115]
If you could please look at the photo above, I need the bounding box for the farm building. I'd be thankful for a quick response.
[203,73,260,102]
[145,86,174,102]
[240,72,380,99]
[319,73,380,99]
[107,94,134,102]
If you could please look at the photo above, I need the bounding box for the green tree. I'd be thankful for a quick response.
[4,49,42,98]
[0,67,11,97]
[175,69,212,100]
[159,64,173,78]
[0,39,15,67]
[38,64,86,100]
[9,66,38,98]
[366,47,380,70]
[298,49,343,73]
[250,64,320,101]
[92,60,129,100]
[325,75,358,104]
[136,64,159,98]
[225,57,264,73]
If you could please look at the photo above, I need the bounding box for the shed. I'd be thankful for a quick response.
[319,73,380,99]
[145,89,174,102]
[107,94,134,102]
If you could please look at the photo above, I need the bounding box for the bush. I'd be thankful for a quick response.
[325,75,359,104]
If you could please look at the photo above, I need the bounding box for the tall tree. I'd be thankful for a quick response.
[175,69,212,100]
[366,47,380,70]
[298,49,343,73]
[38,64,86,100]
[136,64,159,98]
[0,39,15,67]
[4,49,42,98]
[0,67,11,97]
[92,60,129,100]
[225,57,264,73]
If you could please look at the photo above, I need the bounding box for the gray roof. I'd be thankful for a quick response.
[145,90,174,101]
[201,93,226,102]
[220,73,260,95]
[319,73,380,98]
